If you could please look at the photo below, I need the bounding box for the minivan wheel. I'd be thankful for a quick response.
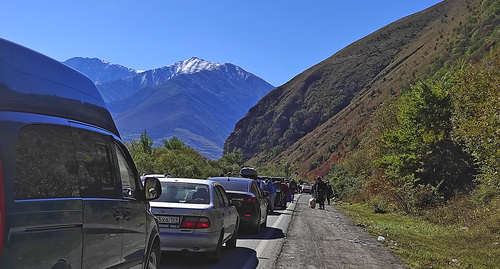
[146,243,160,269]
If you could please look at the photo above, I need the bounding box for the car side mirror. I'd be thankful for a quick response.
[144,177,162,200]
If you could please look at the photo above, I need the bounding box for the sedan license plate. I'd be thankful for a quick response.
[158,215,180,224]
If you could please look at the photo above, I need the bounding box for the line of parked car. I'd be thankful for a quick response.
[138,174,271,262]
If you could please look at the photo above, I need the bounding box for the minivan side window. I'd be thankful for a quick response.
[14,125,79,199]
[72,128,116,198]
[114,144,137,200]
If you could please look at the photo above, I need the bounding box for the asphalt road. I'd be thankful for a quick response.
[159,199,294,269]
[159,194,408,269]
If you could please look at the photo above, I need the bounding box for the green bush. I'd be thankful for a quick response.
[369,198,390,214]
[328,165,363,200]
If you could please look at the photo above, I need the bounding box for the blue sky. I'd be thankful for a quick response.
[2,0,442,86]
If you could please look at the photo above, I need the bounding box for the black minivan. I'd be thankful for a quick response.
[0,38,163,269]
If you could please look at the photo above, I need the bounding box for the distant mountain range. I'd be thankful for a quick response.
[64,57,275,159]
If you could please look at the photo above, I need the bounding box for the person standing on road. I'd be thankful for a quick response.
[265,179,277,213]
[325,182,333,205]
[289,179,298,203]
[312,177,326,209]
[281,181,290,207]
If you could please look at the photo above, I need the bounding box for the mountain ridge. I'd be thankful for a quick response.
[224,0,480,175]
[64,57,275,159]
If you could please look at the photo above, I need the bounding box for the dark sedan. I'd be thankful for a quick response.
[273,181,289,210]
[210,177,268,233]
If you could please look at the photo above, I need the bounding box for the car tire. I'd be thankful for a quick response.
[145,240,160,269]
[261,213,267,228]
[253,211,262,234]
[207,232,223,263]
[226,221,238,249]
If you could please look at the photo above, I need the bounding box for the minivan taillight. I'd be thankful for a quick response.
[0,155,5,257]
[180,217,211,229]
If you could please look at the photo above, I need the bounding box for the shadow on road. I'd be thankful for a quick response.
[237,226,285,240]
[160,246,258,269]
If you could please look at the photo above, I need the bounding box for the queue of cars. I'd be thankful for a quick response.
[142,172,309,260]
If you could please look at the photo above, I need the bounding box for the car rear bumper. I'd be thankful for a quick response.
[239,213,259,227]
[159,230,220,252]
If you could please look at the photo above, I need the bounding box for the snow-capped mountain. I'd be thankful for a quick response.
[64,57,275,159]
[64,57,139,84]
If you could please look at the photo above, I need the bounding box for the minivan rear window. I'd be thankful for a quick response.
[15,125,79,199]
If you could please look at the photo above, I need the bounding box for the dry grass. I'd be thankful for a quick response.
[336,196,500,269]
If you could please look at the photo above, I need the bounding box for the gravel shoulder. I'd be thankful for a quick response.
[275,194,408,269]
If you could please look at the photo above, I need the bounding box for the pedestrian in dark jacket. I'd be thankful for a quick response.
[326,182,333,205]
[289,179,298,203]
[313,177,326,209]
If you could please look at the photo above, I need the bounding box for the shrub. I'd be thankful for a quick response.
[328,165,363,200]
[383,176,443,216]
[369,198,390,214]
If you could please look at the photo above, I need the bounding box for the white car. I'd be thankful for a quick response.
[301,184,313,193]
[149,178,240,262]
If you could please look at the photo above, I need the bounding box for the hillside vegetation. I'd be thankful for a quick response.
[321,1,500,267]
[224,0,492,177]
[329,0,500,213]
[126,132,244,179]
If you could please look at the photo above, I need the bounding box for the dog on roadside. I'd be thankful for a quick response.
[309,197,316,209]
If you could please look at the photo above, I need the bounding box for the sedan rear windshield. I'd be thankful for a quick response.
[159,182,210,204]
[216,181,249,192]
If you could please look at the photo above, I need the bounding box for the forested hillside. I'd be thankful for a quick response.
[328,0,500,207]
[224,0,483,176]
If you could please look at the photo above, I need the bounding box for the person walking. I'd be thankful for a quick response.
[289,179,298,203]
[313,177,327,209]
[326,182,333,205]
[280,181,290,208]
[265,179,277,213]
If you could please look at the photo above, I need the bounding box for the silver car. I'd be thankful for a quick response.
[149,178,239,262]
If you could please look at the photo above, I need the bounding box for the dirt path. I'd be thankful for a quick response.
[275,194,408,269]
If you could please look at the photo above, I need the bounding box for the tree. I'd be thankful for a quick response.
[451,51,500,184]
[376,77,476,200]
[139,130,153,154]
[163,137,189,150]
[126,139,154,175]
